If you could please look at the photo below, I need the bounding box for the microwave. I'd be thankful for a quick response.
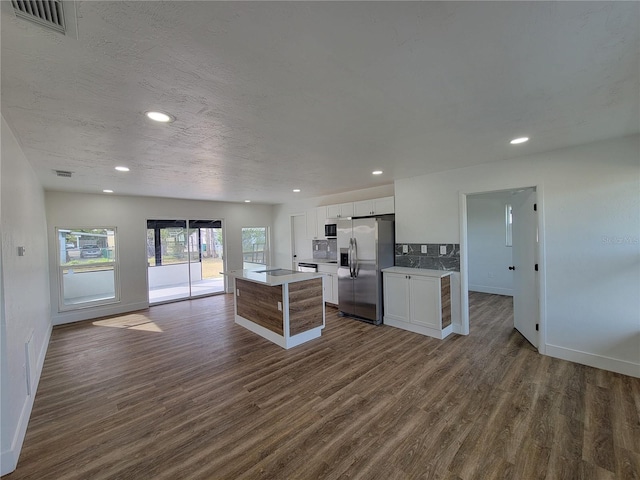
[325,223,337,237]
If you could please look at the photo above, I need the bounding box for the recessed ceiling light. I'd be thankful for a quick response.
[244,200,251,203]
[145,111,175,123]
[103,189,113,193]
[372,170,383,175]
[293,189,301,193]
[115,166,130,172]
[510,137,529,145]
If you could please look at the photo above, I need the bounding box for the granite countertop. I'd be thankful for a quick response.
[381,266,453,278]
[223,267,324,286]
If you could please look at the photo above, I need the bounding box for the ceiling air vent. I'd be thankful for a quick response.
[11,0,66,34]
[54,170,73,178]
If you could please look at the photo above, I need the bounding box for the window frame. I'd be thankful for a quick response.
[505,204,513,247]
[241,226,270,269]
[56,227,120,312]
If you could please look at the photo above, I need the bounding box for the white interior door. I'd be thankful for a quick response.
[291,214,307,269]
[511,188,539,348]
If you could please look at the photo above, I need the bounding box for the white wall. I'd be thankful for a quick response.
[272,184,394,268]
[395,135,640,376]
[1,117,52,475]
[45,192,274,325]
[467,192,514,295]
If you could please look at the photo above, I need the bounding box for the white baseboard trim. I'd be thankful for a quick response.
[0,324,52,476]
[52,301,150,325]
[235,315,323,349]
[452,323,468,335]
[546,344,640,378]
[468,285,513,296]
[383,317,451,340]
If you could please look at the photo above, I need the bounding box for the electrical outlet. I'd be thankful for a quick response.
[402,244,408,253]
[440,245,447,255]
[421,245,427,254]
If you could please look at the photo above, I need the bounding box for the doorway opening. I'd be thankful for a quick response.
[147,219,225,304]
[291,214,307,270]
[461,187,544,351]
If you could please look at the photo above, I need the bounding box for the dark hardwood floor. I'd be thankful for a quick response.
[5,292,639,479]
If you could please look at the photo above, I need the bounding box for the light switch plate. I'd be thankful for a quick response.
[402,244,408,253]
[421,245,427,254]
[277,301,282,311]
[440,245,447,255]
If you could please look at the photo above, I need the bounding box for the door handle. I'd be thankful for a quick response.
[353,238,358,278]
[508,266,515,270]
[348,238,354,278]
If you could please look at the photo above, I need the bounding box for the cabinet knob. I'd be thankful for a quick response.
[508,266,515,270]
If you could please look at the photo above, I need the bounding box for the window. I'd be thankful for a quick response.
[57,227,119,310]
[242,227,269,269]
[505,204,513,247]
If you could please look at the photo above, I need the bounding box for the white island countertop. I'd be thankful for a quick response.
[381,267,454,278]
[223,267,324,286]
[297,259,339,265]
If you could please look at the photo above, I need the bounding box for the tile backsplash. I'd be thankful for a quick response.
[395,243,460,271]
[312,238,337,261]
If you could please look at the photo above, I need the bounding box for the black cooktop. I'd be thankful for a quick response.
[254,268,299,276]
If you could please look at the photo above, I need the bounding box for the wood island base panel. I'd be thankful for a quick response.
[231,273,325,349]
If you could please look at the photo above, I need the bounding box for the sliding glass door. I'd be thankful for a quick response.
[188,220,224,297]
[147,219,224,304]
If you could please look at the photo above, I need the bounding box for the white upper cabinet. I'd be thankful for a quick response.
[316,206,327,237]
[353,196,395,217]
[374,196,395,215]
[306,207,318,239]
[325,196,394,220]
[326,202,354,219]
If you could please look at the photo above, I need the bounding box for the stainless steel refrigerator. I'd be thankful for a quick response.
[337,217,395,324]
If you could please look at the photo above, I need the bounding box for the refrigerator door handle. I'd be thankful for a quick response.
[348,238,354,278]
[353,238,359,278]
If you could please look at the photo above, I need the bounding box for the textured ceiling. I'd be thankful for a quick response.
[1,1,638,204]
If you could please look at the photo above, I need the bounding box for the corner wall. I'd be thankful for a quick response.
[395,135,640,376]
[44,192,274,325]
[1,117,52,475]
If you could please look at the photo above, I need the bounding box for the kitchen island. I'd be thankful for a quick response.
[223,268,325,349]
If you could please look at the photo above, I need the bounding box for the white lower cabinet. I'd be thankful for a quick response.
[317,264,339,305]
[383,268,452,339]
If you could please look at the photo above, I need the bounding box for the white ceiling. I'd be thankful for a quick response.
[2,1,638,205]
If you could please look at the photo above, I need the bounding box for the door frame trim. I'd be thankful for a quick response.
[458,185,547,355]
[145,217,228,303]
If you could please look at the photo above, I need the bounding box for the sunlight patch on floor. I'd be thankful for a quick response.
[93,314,164,332]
